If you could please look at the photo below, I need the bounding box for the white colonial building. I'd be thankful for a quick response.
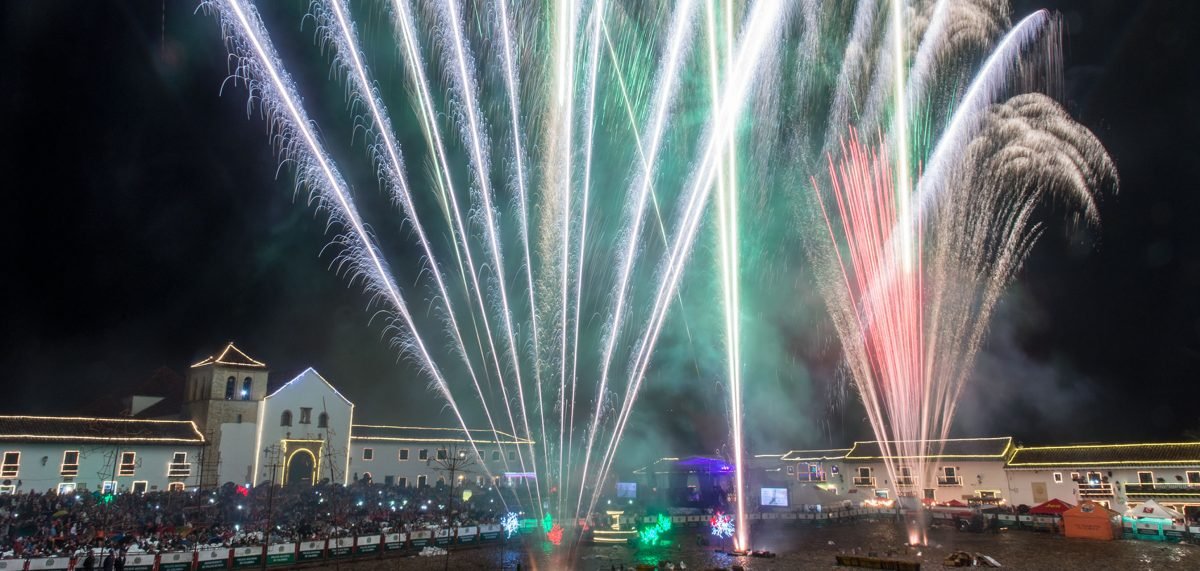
[1005,442,1200,519]
[346,426,534,489]
[0,342,535,496]
[0,416,204,494]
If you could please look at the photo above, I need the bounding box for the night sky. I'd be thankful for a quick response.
[1,1,1198,463]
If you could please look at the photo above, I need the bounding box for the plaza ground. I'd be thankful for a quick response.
[309,520,1200,570]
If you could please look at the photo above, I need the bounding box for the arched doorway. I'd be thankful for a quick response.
[285,449,316,486]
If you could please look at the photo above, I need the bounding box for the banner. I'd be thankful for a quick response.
[434,528,453,546]
[123,552,156,571]
[27,557,70,570]
[384,532,407,551]
[479,524,502,541]
[231,546,263,568]
[409,530,432,548]
[265,543,295,566]
[197,548,230,570]
[329,537,354,558]
[456,526,478,544]
[355,534,380,555]
[159,551,194,571]
[0,559,22,571]
[297,540,325,562]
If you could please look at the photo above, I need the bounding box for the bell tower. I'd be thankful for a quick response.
[183,342,269,487]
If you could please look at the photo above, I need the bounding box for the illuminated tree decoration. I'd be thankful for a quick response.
[501,512,519,539]
[542,512,554,534]
[547,523,564,546]
[710,512,735,539]
[638,514,673,546]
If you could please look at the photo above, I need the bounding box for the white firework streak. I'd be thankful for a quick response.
[587,0,786,530]
[205,0,490,483]
[574,0,699,523]
[435,0,543,514]
[314,0,510,490]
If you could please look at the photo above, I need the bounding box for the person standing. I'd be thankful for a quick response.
[102,549,114,571]
[82,550,95,571]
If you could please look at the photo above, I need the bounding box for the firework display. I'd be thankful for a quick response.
[202,0,1114,551]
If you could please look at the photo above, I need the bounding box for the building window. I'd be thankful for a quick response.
[118,452,137,476]
[131,481,148,495]
[437,448,448,460]
[318,413,329,428]
[1187,471,1200,485]
[491,450,500,461]
[417,475,427,488]
[924,488,935,500]
[169,452,190,477]
[57,482,76,495]
[398,449,409,461]
[419,449,429,461]
[281,410,292,427]
[300,408,312,424]
[1070,472,1081,483]
[508,451,516,462]
[1053,472,1063,483]
[398,477,408,488]
[1086,471,1102,484]
[241,377,252,400]
[1,451,20,477]
[786,465,795,474]
[362,448,374,461]
[437,476,446,486]
[101,481,117,494]
[1137,471,1154,485]
[225,376,236,400]
[61,451,80,476]
[167,482,185,492]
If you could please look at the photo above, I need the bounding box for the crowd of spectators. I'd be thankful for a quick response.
[0,480,514,559]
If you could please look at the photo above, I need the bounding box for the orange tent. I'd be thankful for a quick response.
[1062,501,1121,540]
[1029,498,1073,515]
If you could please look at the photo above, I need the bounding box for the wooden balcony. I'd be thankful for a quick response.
[1077,483,1114,498]
[853,477,876,487]
[937,476,963,487]
[1124,483,1200,498]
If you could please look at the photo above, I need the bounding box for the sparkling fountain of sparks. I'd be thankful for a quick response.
[806,3,1115,545]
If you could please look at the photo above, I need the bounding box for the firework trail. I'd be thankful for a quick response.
[203,0,500,492]
[573,0,698,523]
[312,0,511,486]
[433,0,544,512]
[386,0,531,506]
[494,0,551,495]
[585,2,787,543]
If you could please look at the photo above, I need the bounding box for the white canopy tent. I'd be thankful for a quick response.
[1128,499,1183,520]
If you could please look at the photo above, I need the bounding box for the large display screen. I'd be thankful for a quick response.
[616,482,637,498]
[760,487,789,507]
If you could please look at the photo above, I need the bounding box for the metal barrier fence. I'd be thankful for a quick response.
[8,523,506,571]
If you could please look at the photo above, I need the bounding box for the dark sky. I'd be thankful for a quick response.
[1,0,1197,461]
